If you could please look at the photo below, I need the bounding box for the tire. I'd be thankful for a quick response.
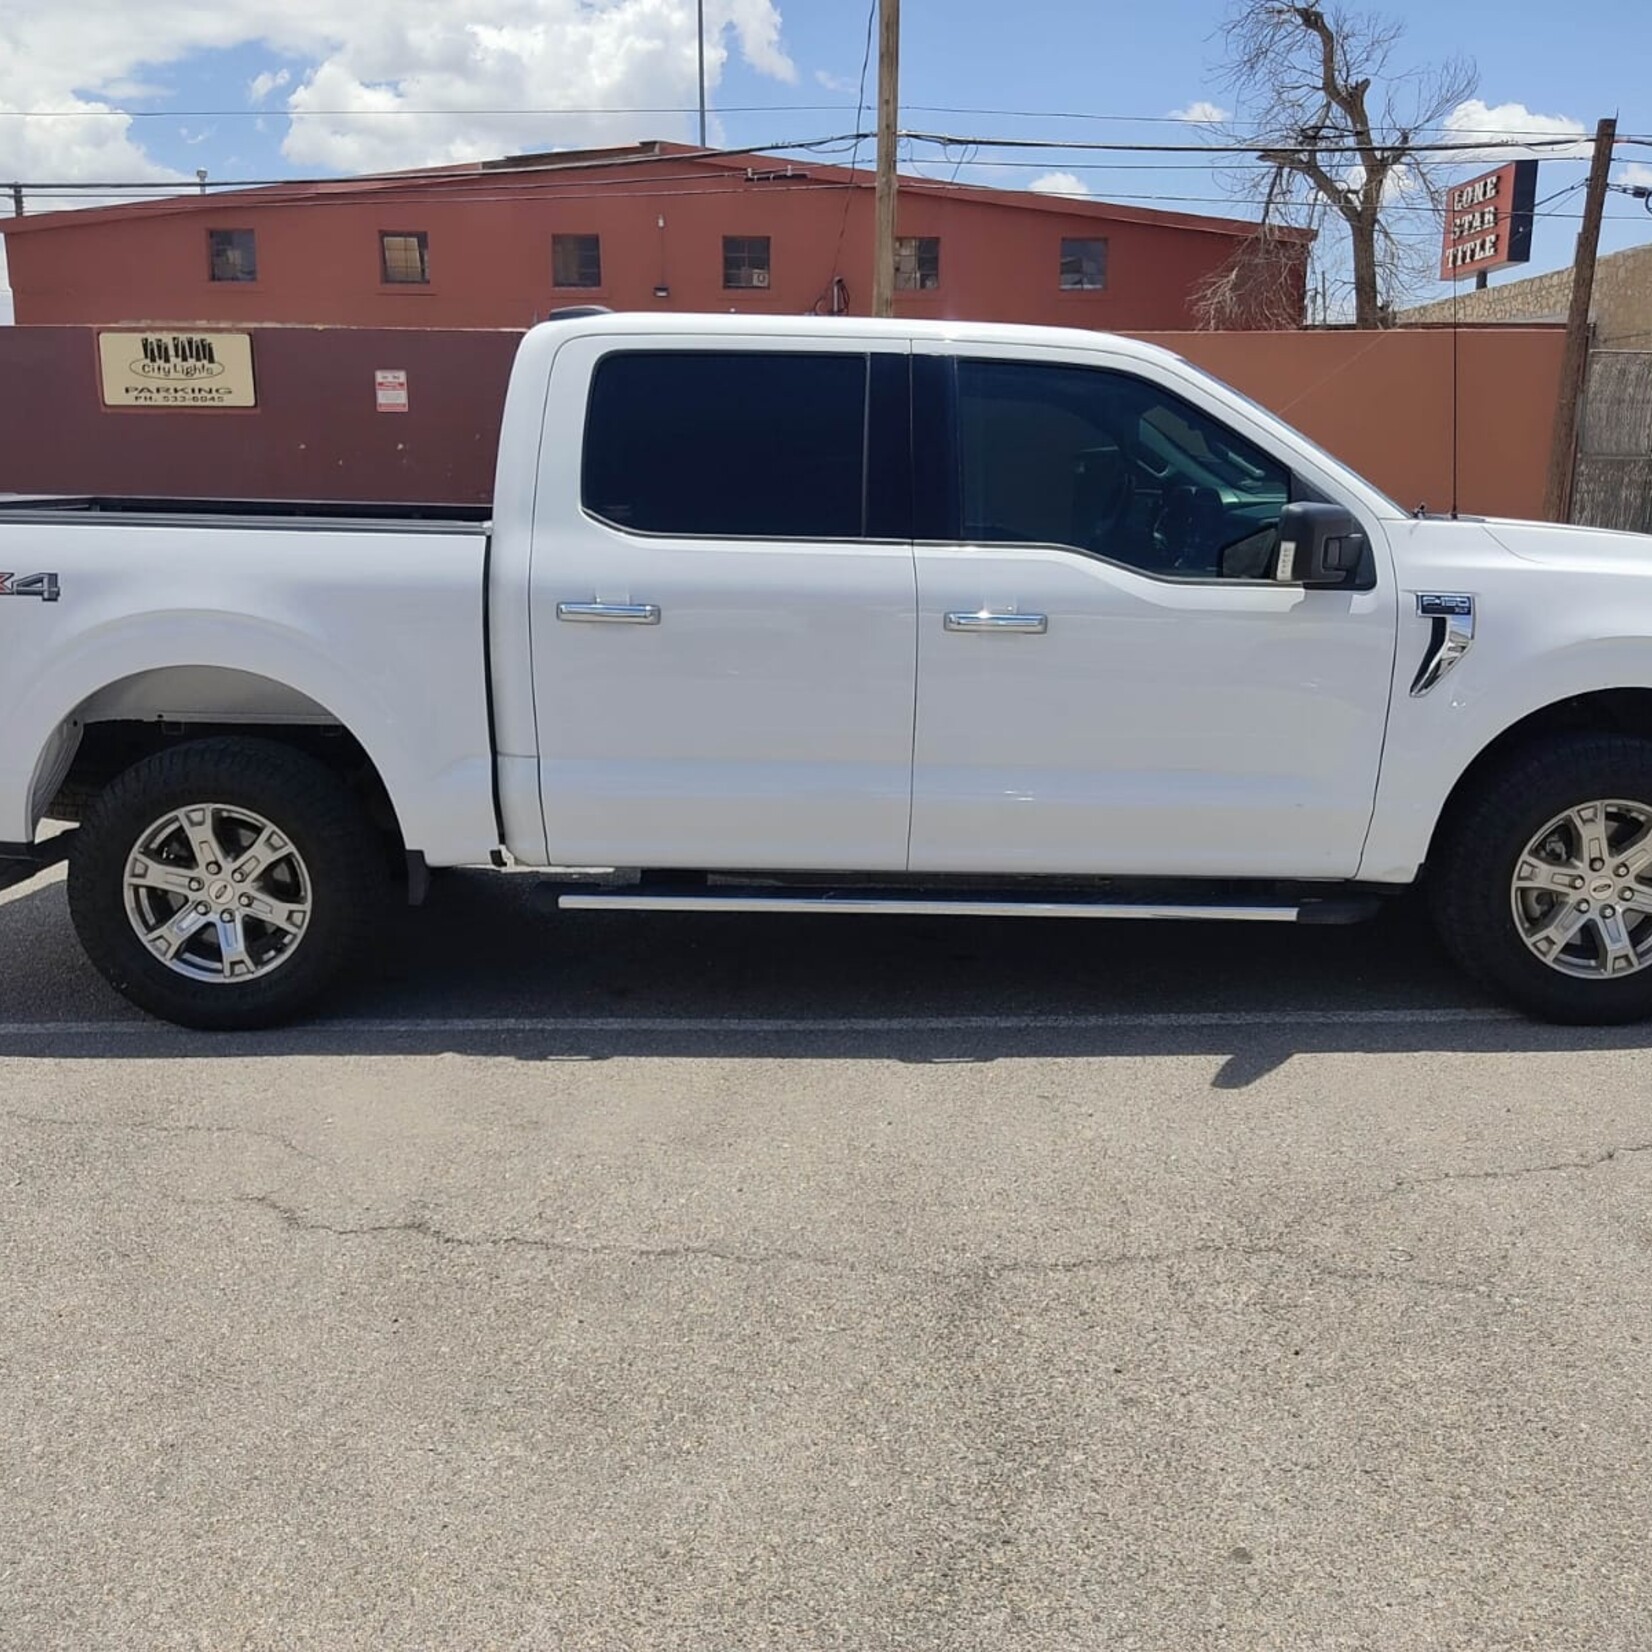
[1431,734,1652,1024]
[68,737,391,1030]
[44,780,101,825]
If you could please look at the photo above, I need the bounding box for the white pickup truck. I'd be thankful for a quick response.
[4,310,1652,1028]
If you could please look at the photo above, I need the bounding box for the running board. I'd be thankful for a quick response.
[556,888,1379,925]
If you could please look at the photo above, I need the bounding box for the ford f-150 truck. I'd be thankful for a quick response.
[4,311,1652,1028]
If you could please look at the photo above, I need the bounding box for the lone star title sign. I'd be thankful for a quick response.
[1439,160,1538,281]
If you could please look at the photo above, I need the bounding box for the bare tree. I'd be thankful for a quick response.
[1190,224,1313,331]
[1204,3,1476,328]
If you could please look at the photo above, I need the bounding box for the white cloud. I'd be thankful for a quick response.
[248,68,291,104]
[1029,170,1091,199]
[1621,161,1652,191]
[0,0,798,189]
[1443,99,1589,163]
[1169,100,1229,125]
[815,69,857,95]
[277,0,798,173]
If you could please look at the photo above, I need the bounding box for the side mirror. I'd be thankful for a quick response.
[1275,501,1365,587]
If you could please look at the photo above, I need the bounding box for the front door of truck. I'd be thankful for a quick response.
[908,348,1398,879]
[530,334,916,871]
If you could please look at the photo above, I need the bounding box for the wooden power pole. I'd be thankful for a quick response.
[1544,116,1617,523]
[872,0,901,318]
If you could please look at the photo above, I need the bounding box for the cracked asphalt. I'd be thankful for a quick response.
[4,867,1652,1650]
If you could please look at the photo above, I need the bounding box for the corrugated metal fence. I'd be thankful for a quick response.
[1575,351,1652,534]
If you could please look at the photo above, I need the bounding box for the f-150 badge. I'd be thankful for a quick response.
[0,572,60,602]
[1411,592,1475,696]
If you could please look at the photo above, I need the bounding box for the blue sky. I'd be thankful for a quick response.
[2,0,1650,319]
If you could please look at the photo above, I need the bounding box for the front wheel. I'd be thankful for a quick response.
[1431,735,1652,1024]
[68,738,390,1030]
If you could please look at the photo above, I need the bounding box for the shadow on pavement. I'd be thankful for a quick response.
[4,870,1651,1081]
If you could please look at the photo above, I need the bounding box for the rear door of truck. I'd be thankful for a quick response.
[528,333,916,872]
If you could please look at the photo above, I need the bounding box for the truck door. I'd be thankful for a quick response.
[530,335,916,871]
[907,348,1397,879]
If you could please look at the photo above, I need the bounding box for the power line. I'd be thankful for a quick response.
[0,133,876,195]
[0,102,1645,145]
[10,172,1644,226]
[7,125,1622,198]
[901,129,1618,158]
[0,103,858,121]
[817,0,879,315]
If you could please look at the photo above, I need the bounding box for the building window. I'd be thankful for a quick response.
[552,234,602,288]
[723,236,772,290]
[1059,238,1107,291]
[583,351,868,538]
[380,232,430,284]
[894,236,941,291]
[208,229,257,283]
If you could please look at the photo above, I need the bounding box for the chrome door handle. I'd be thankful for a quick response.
[556,601,661,625]
[943,610,1048,634]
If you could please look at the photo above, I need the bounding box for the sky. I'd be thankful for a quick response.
[2,0,1650,324]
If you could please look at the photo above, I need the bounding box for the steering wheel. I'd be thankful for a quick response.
[1074,444,1135,555]
[1155,484,1226,574]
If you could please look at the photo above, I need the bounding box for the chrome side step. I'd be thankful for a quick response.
[558,890,1306,923]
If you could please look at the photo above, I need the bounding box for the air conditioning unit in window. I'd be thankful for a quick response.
[751,269,770,288]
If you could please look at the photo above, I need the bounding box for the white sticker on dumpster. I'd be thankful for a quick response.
[375,370,409,413]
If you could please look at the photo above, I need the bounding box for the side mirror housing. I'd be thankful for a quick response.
[1275,501,1365,587]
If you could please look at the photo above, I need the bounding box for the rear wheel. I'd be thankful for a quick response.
[1431,735,1652,1023]
[69,738,390,1029]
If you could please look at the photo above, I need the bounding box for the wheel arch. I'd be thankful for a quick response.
[1427,688,1652,868]
[26,664,406,850]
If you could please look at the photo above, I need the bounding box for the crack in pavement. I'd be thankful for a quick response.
[236,1191,1302,1283]
[232,1194,1505,1302]
[202,1128,1652,1305]
[1393,1140,1652,1192]
[0,1109,321,1164]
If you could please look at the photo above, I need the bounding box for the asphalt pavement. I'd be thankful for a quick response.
[3,866,1651,1650]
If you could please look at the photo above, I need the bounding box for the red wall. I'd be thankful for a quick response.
[3,167,1293,334]
[0,324,1564,520]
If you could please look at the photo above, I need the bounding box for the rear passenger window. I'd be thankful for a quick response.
[582,352,868,539]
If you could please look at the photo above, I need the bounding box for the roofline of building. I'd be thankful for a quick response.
[0,138,1312,245]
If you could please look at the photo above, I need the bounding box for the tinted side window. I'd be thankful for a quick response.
[957,360,1291,580]
[583,352,868,539]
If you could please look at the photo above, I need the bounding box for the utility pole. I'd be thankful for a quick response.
[1544,116,1617,524]
[696,0,707,148]
[872,0,900,318]
[9,184,21,218]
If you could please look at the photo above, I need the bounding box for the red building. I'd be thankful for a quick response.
[0,142,1310,331]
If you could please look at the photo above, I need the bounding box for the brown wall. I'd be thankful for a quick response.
[1149,326,1566,520]
[0,326,520,504]
[2,166,1295,334]
[0,323,1565,520]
